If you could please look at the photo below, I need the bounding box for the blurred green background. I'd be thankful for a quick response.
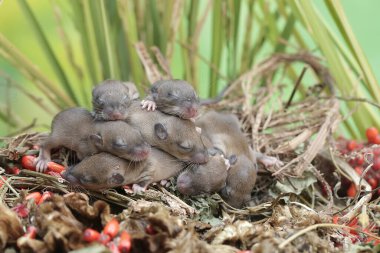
[1,0,380,139]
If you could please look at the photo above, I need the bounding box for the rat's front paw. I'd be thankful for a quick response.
[35,158,49,173]
[141,100,157,111]
[132,184,146,194]
[258,155,283,168]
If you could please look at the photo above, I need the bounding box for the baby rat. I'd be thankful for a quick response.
[196,111,258,208]
[35,108,150,172]
[127,101,208,164]
[63,148,183,192]
[176,146,230,196]
[92,79,139,121]
[141,79,199,119]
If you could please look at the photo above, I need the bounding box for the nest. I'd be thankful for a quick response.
[1,51,377,253]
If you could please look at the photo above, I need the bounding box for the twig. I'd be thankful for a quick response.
[279,223,380,249]
[319,95,380,110]
[285,67,307,109]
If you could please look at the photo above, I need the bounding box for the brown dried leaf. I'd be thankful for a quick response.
[0,202,23,249]
[63,192,112,225]
[35,194,85,251]
[17,237,49,253]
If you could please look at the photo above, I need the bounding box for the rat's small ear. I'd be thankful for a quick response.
[228,154,238,165]
[123,82,140,100]
[109,173,125,185]
[154,123,168,140]
[90,134,103,147]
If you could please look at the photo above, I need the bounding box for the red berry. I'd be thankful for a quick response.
[347,183,357,198]
[83,228,100,242]
[355,155,364,166]
[0,176,7,188]
[24,226,37,239]
[7,166,20,175]
[354,167,363,175]
[118,231,132,253]
[374,148,380,156]
[373,135,380,145]
[38,191,53,205]
[98,233,111,245]
[373,157,380,170]
[145,224,157,235]
[366,127,379,143]
[103,218,120,238]
[25,192,42,203]
[21,155,36,170]
[332,215,340,224]
[346,140,357,151]
[368,178,378,190]
[12,203,29,218]
[109,242,121,253]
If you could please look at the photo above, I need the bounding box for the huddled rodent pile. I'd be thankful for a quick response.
[36,79,281,208]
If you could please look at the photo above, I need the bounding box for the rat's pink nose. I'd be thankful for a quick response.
[185,107,198,118]
[109,112,123,120]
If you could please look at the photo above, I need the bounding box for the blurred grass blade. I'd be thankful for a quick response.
[118,0,145,89]
[209,0,224,97]
[324,0,380,102]
[0,34,74,109]
[70,1,101,85]
[16,0,79,105]
[100,0,117,79]
[291,0,377,138]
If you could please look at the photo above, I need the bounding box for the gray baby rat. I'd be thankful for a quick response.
[63,148,183,192]
[141,79,199,119]
[92,79,139,121]
[35,107,150,172]
[127,101,209,164]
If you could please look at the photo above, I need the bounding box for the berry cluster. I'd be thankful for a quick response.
[337,127,380,197]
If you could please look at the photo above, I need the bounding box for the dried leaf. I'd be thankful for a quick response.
[0,202,23,249]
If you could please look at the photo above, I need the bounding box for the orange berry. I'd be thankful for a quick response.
[366,127,379,143]
[103,218,120,238]
[25,192,42,203]
[373,135,380,145]
[21,155,36,170]
[347,183,357,198]
[38,191,53,205]
[118,231,132,253]
[47,162,65,173]
[83,228,100,242]
[332,215,340,224]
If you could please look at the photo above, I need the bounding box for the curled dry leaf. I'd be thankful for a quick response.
[63,192,112,225]
[0,202,23,249]
[34,194,85,251]
[17,237,49,253]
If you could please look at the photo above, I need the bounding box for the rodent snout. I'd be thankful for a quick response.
[176,174,193,195]
[190,151,209,164]
[108,111,125,120]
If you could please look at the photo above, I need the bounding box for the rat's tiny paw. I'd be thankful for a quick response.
[123,185,133,194]
[258,155,283,168]
[132,184,146,194]
[35,158,49,173]
[141,100,156,111]
[160,179,171,187]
